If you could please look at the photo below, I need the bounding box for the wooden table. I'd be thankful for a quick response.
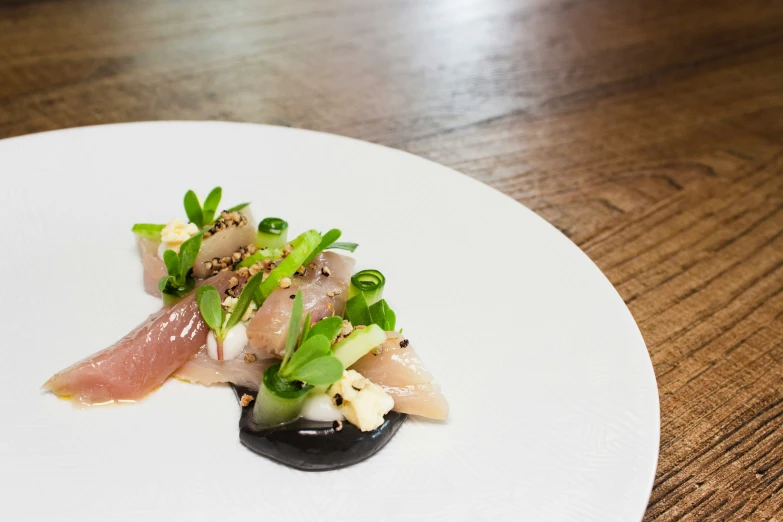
[2,0,782,519]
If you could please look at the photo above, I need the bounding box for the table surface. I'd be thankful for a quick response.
[2,0,782,519]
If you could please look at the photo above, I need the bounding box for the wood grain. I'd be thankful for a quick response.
[2,0,782,519]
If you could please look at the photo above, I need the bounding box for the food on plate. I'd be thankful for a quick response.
[44,187,447,470]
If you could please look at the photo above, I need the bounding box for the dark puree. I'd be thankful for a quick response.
[232,385,407,471]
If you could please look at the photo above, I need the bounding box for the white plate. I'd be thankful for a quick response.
[0,122,658,521]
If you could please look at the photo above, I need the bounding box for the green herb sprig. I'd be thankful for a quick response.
[184,187,222,228]
[259,292,344,395]
[196,271,265,360]
[345,289,397,331]
[157,234,203,305]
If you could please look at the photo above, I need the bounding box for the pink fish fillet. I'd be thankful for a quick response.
[43,272,239,405]
[174,349,275,389]
[246,251,355,357]
[351,333,449,420]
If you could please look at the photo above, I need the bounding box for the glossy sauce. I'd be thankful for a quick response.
[232,385,406,471]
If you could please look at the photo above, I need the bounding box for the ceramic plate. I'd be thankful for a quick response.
[0,122,658,521]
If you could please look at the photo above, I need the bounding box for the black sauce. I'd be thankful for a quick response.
[232,385,407,471]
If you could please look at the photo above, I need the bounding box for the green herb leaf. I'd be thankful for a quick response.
[300,312,312,347]
[289,356,344,386]
[255,230,321,305]
[202,187,222,224]
[280,291,304,369]
[369,299,397,330]
[345,292,372,326]
[177,234,203,283]
[162,249,180,278]
[281,334,331,379]
[224,271,264,332]
[328,242,359,252]
[306,316,344,343]
[131,223,166,241]
[184,190,204,227]
[226,202,250,212]
[303,229,342,267]
[196,285,225,334]
[261,362,313,399]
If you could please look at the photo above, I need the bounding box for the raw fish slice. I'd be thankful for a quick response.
[174,348,274,389]
[43,272,239,405]
[349,333,448,420]
[192,209,256,279]
[247,251,355,357]
[136,236,166,297]
[382,384,449,420]
[350,332,434,386]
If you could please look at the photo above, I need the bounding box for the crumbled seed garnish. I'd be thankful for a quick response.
[295,265,306,276]
[326,289,342,298]
[236,267,250,278]
[248,264,261,276]
[204,261,213,271]
[332,420,343,432]
[239,394,254,407]
[289,294,296,299]
[333,393,343,406]
[340,320,353,337]
[204,210,249,237]
[372,345,384,356]
[232,251,242,262]
[321,266,331,277]
[352,378,368,391]
[221,256,231,264]
[244,353,257,363]
[399,339,410,348]
[229,276,239,288]
[308,263,317,271]
[279,277,292,289]
[261,272,269,281]
[247,244,258,254]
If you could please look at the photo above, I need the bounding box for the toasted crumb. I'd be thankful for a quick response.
[282,244,294,257]
[340,320,353,337]
[279,277,292,289]
[228,276,239,288]
[236,267,250,278]
[244,353,257,364]
[240,394,254,407]
[351,377,368,391]
[332,420,343,432]
[321,266,331,277]
[326,289,342,298]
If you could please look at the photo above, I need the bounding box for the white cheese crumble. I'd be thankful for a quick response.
[328,370,394,432]
[157,218,199,258]
[221,296,257,322]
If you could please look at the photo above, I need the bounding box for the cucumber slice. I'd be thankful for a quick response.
[256,217,289,249]
[253,363,311,428]
[331,325,386,368]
